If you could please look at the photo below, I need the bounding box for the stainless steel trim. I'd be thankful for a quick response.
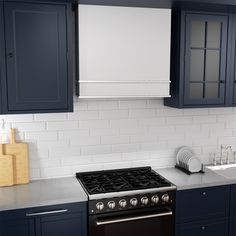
[96,210,173,226]
[26,209,68,217]
[89,186,176,200]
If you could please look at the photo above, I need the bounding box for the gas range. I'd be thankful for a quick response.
[76,167,176,214]
[77,167,176,236]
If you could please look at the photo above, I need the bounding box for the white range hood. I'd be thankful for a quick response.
[78,5,171,98]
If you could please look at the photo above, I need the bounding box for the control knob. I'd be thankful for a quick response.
[108,201,116,209]
[162,194,170,203]
[96,202,104,211]
[141,196,149,205]
[119,199,127,208]
[151,195,159,204]
[130,198,138,207]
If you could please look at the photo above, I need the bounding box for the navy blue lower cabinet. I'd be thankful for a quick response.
[0,202,87,236]
[176,218,229,236]
[175,186,230,236]
[2,1,73,114]
[230,185,236,236]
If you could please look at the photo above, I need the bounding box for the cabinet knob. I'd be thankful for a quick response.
[8,53,14,58]
[201,226,206,230]
[202,192,207,196]
[220,80,225,84]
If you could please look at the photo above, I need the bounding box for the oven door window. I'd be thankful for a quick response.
[90,208,174,236]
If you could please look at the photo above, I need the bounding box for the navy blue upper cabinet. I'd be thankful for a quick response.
[1,1,73,114]
[164,10,234,108]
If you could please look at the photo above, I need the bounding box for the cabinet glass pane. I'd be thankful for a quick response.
[207,22,221,48]
[205,50,220,82]
[205,83,219,98]
[190,83,203,99]
[191,21,205,48]
[190,50,204,81]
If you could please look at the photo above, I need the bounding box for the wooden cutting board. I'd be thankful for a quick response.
[4,129,29,185]
[0,143,14,187]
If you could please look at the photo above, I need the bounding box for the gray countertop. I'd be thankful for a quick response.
[156,167,236,190]
[0,177,88,212]
[2,166,236,212]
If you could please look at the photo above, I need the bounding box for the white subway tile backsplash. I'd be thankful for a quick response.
[140,141,167,151]
[162,108,184,116]
[193,115,217,124]
[100,110,129,119]
[70,136,100,146]
[120,127,147,135]
[47,121,78,130]
[68,111,99,120]
[119,100,147,108]
[139,117,165,126]
[12,122,46,131]
[101,135,129,145]
[2,98,236,180]
[183,108,209,116]
[79,119,109,128]
[87,100,119,110]
[34,113,67,121]
[90,128,119,136]
[130,134,158,143]
[1,114,34,122]
[58,129,90,139]
[25,131,58,141]
[129,109,156,118]
[81,145,111,155]
[110,119,139,128]
[112,143,140,153]
[49,146,81,158]
[166,116,192,125]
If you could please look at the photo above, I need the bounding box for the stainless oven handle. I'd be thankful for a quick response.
[96,210,173,226]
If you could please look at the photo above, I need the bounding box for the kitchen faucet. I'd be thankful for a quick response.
[220,145,232,165]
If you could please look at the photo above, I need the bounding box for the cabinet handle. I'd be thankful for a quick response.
[220,80,225,84]
[26,209,68,217]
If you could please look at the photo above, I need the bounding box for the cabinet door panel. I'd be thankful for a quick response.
[37,212,85,236]
[176,186,230,223]
[184,13,228,106]
[176,218,228,236]
[0,209,34,236]
[4,2,70,112]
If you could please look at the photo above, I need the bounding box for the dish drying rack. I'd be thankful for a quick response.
[175,164,205,175]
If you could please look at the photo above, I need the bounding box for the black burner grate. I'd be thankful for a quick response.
[76,167,172,195]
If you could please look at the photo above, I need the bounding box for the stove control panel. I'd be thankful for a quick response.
[89,190,175,215]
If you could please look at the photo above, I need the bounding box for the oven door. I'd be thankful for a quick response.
[89,207,174,236]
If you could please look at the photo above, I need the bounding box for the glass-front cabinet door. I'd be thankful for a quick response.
[184,13,228,106]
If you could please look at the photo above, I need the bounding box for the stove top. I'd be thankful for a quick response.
[76,167,172,195]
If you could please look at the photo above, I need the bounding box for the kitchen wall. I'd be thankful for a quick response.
[0,98,235,179]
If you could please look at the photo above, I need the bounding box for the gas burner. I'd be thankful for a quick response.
[76,167,172,195]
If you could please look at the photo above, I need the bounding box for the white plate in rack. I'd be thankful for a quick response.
[176,146,195,166]
[188,156,202,173]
